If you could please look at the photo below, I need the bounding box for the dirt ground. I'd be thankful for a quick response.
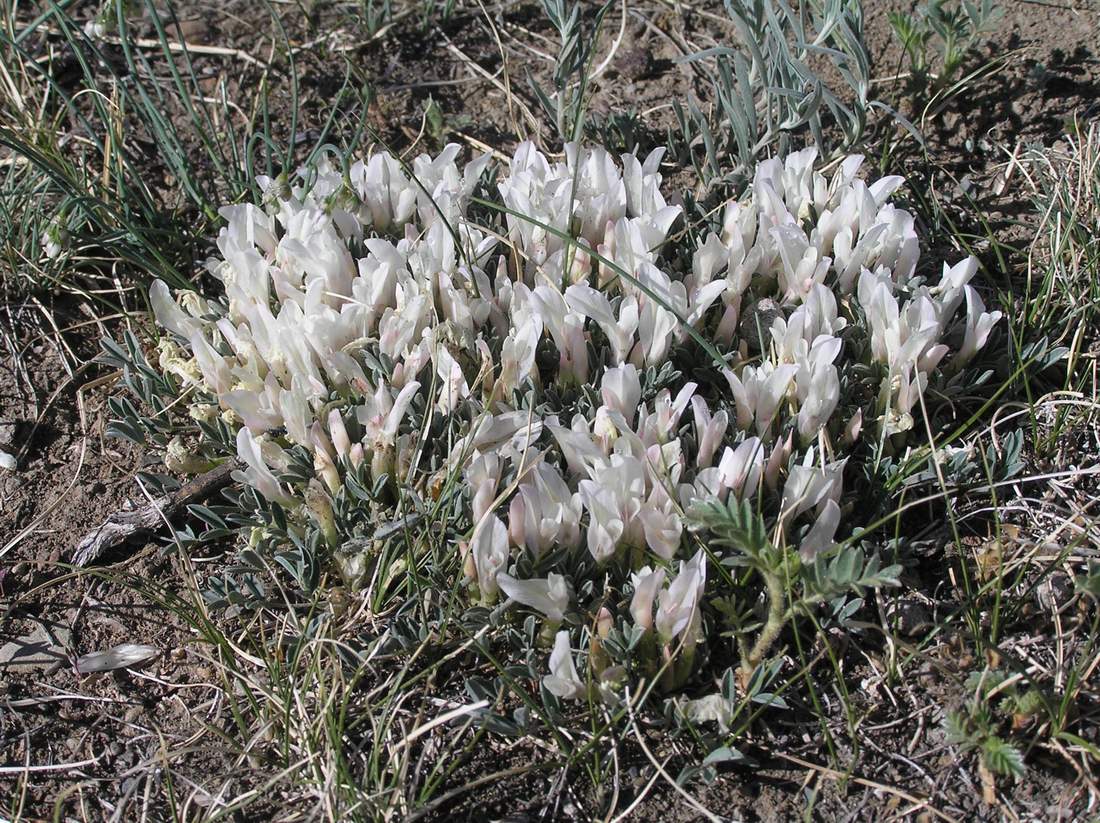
[2,0,1099,820]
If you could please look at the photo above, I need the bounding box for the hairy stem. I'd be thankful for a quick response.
[741,567,787,679]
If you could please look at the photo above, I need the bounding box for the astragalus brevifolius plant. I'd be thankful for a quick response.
[130,140,1003,718]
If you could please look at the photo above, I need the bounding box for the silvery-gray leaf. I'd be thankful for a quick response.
[373,513,423,540]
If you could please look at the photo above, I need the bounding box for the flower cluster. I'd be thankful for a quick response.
[150,141,1000,698]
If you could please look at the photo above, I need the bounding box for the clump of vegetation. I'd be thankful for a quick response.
[946,668,1034,796]
[889,0,1003,99]
[670,0,874,190]
[107,135,1009,724]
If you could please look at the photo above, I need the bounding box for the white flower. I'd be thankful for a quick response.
[511,463,583,557]
[764,432,793,492]
[691,396,729,470]
[580,486,628,563]
[453,411,543,460]
[639,501,683,561]
[955,285,1002,367]
[529,285,589,386]
[466,451,501,525]
[679,693,735,733]
[622,146,670,217]
[633,294,678,367]
[144,138,1003,701]
[579,454,646,563]
[494,323,540,402]
[565,284,637,365]
[600,364,642,427]
[471,514,509,601]
[310,421,340,493]
[772,225,831,303]
[150,280,204,341]
[83,17,106,40]
[655,549,706,644]
[794,336,842,442]
[233,429,292,505]
[433,344,469,413]
[630,567,667,633]
[277,207,356,305]
[716,437,765,500]
[724,363,798,436]
[780,449,845,526]
[497,572,569,622]
[41,221,66,260]
[546,416,605,477]
[799,499,841,560]
[352,151,418,230]
[357,380,420,452]
[647,382,697,444]
[543,631,586,699]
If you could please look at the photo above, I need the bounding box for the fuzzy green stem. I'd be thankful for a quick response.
[741,567,787,680]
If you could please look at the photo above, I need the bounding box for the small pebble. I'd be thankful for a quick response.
[885,599,932,637]
[740,298,784,352]
[1035,572,1074,612]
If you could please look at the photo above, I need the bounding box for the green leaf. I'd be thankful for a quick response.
[703,745,748,766]
[1077,561,1100,599]
[687,496,772,563]
[980,737,1026,778]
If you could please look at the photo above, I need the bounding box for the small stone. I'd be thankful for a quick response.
[611,46,655,81]
[1035,572,1074,612]
[176,18,211,44]
[739,298,784,352]
[885,598,932,637]
[0,620,71,674]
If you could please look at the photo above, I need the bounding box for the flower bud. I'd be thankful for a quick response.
[371,443,395,487]
[589,606,615,676]
[164,436,218,475]
[305,481,339,548]
[334,548,370,591]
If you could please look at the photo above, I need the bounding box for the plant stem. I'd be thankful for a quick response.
[741,567,786,679]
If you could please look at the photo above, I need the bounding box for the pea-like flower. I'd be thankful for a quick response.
[655,549,707,645]
[470,514,509,603]
[497,571,570,623]
[543,631,586,700]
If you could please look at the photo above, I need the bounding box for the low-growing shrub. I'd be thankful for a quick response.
[111,140,1005,716]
